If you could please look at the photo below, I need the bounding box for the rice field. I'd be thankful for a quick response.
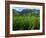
[13,15,40,30]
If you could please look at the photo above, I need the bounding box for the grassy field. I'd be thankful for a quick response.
[13,15,40,30]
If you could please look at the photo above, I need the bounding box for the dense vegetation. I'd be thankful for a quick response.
[13,9,40,31]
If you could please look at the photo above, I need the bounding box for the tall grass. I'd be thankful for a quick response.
[13,15,40,30]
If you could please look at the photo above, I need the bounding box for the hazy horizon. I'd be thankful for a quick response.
[13,7,40,12]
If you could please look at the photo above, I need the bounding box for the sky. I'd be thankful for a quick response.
[13,7,26,12]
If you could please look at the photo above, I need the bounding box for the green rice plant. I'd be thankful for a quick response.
[13,14,40,30]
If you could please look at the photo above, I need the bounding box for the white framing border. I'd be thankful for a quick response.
[10,4,43,34]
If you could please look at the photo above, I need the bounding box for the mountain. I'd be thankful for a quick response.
[13,9,20,15]
[21,9,40,14]
[13,9,40,16]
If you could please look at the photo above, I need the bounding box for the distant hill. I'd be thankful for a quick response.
[13,9,40,16]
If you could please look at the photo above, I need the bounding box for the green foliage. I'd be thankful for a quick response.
[13,15,40,30]
[13,8,40,30]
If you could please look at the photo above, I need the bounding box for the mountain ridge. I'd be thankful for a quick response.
[13,9,40,16]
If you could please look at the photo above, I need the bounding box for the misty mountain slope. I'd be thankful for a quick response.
[13,9,40,16]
